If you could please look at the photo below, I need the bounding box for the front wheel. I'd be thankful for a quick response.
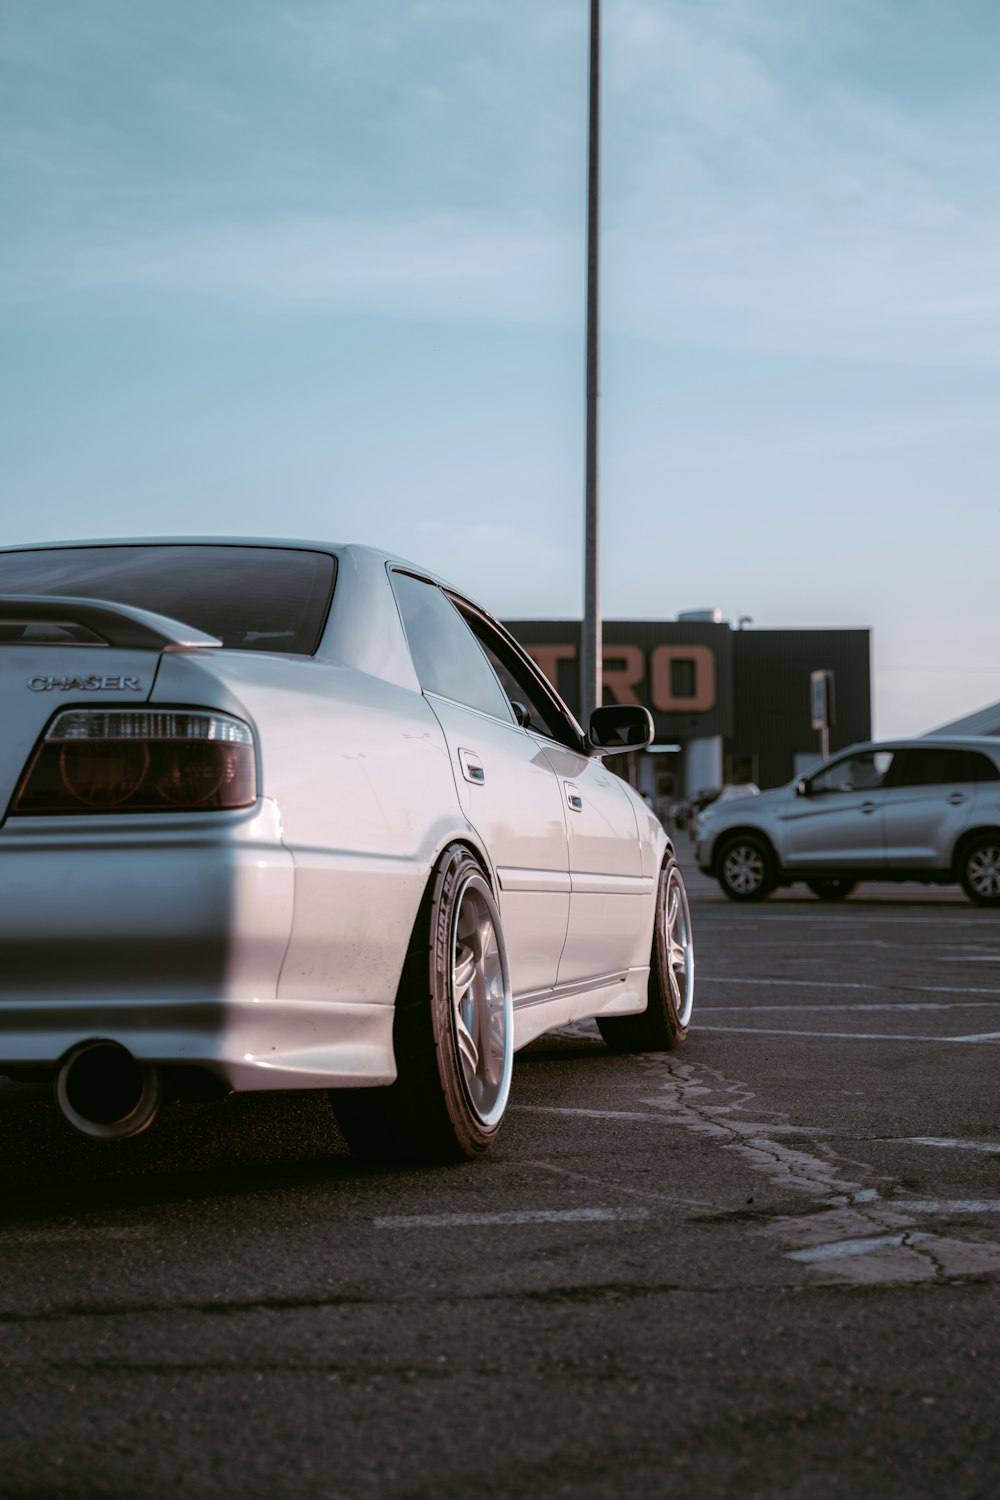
[331,846,514,1163]
[598,857,694,1053]
[958,835,1000,907]
[805,877,857,901]
[716,834,775,902]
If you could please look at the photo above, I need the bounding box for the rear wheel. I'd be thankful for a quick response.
[331,846,513,1163]
[717,834,775,902]
[598,857,694,1053]
[806,877,857,901]
[958,835,1000,907]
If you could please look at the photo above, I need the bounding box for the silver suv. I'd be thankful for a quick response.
[694,737,1000,905]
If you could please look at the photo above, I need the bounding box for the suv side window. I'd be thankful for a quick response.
[964,752,1000,783]
[391,571,513,723]
[891,748,1000,787]
[810,750,893,794]
[454,602,583,752]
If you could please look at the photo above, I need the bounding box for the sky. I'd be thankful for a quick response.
[2,0,999,738]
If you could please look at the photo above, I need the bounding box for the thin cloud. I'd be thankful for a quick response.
[27,214,578,328]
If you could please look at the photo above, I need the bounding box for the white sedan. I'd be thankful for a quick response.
[0,540,695,1163]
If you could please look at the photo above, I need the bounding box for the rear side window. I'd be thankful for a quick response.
[892,748,1000,786]
[391,571,513,722]
[0,545,336,654]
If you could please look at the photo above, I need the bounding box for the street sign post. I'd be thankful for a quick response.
[810,669,835,760]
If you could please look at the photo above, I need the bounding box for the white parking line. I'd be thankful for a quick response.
[903,1138,1000,1155]
[695,1025,1000,1044]
[787,1233,927,1264]
[513,1105,666,1122]
[698,1002,1000,1013]
[694,914,980,926]
[374,1207,651,1229]
[902,1200,1000,1214]
[701,976,1000,997]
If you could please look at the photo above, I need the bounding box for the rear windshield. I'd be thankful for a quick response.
[0,545,337,655]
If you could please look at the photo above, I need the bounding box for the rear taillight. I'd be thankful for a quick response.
[11,710,257,815]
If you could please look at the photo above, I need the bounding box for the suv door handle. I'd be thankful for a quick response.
[947,792,967,805]
[860,801,877,814]
[458,748,485,785]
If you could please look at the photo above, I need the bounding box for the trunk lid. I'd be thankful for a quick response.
[0,596,219,819]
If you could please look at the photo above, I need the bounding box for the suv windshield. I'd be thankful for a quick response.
[0,544,336,655]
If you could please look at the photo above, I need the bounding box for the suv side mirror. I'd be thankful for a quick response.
[796,778,809,797]
[588,705,654,755]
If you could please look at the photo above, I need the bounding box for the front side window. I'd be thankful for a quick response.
[457,604,582,751]
[391,572,513,722]
[810,750,893,795]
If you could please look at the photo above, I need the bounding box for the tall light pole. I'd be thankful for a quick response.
[580,0,601,728]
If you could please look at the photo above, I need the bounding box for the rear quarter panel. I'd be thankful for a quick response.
[151,651,468,1007]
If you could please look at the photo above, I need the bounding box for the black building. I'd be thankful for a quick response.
[504,616,871,800]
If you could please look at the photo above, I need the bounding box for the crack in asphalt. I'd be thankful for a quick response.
[0,1360,457,1378]
[6,1273,1000,1339]
[0,1293,385,1326]
[901,1230,950,1282]
[636,1054,1000,1286]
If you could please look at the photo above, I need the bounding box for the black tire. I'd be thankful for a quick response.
[958,834,1000,907]
[331,845,513,1164]
[805,877,857,901]
[598,857,694,1053]
[716,833,775,902]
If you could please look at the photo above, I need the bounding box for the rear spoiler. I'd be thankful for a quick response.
[0,595,222,651]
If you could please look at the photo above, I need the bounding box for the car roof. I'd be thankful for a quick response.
[838,737,1000,754]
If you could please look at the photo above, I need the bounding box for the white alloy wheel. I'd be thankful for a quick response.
[598,856,694,1052]
[663,859,695,1031]
[330,846,513,1163]
[450,870,513,1128]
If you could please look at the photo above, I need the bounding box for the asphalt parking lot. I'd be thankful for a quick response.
[1,856,999,1499]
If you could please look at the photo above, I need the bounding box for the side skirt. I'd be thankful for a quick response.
[511,968,650,1051]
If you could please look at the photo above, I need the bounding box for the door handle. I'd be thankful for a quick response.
[860,801,877,814]
[564,781,583,812]
[458,748,485,785]
[947,792,967,805]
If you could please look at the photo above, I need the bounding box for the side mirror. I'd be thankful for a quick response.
[588,705,654,755]
[510,700,531,728]
[796,778,809,797]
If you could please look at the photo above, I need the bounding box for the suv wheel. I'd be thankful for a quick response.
[717,834,775,902]
[959,835,1000,907]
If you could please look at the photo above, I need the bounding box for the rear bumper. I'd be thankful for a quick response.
[0,802,396,1088]
[0,994,397,1090]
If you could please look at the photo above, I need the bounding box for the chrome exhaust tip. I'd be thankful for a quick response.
[55,1040,160,1141]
